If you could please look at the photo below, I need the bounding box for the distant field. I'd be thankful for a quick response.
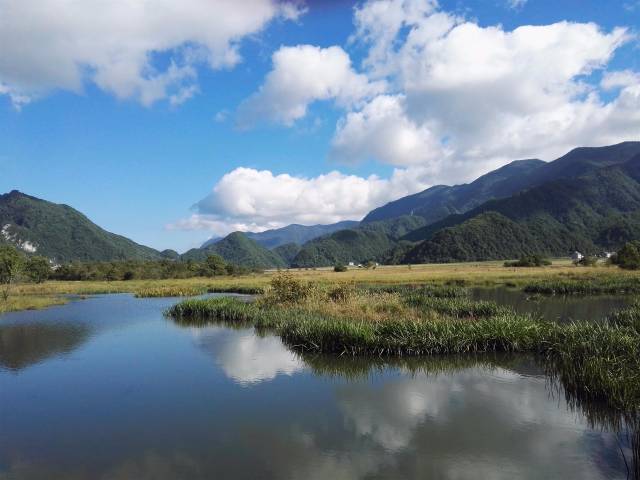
[1,258,638,314]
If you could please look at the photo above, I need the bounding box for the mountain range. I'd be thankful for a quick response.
[201,220,359,249]
[3,141,640,268]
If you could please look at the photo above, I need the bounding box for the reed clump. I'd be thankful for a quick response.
[135,286,208,298]
[135,284,264,298]
[523,276,640,295]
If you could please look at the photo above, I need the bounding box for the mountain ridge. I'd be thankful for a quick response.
[401,153,640,263]
[362,142,640,225]
[0,190,166,262]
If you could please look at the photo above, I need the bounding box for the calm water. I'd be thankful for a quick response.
[471,287,630,322]
[0,294,632,479]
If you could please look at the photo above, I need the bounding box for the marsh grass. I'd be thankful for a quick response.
[608,302,640,332]
[134,284,264,298]
[167,273,640,413]
[135,286,208,298]
[0,294,68,314]
[524,276,640,295]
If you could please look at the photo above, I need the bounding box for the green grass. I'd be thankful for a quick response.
[0,295,69,314]
[523,276,640,295]
[134,285,264,298]
[166,285,640,413]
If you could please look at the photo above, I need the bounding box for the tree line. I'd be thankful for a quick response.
[0,244,256,297]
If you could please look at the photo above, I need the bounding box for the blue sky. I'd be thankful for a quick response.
[1,0,639,252]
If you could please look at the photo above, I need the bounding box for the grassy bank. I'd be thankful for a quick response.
[523,276,640,295]
[0,295,69,314]
[167,275,640,412]
[3,260,640,315]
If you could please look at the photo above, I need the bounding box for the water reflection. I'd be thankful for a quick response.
[305,353,637,479]
[0,322,90,371]
[0,296,635,479]
[189,326,305,385]
[471,287,630,322]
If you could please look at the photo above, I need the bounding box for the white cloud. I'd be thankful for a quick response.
[169,166,431,235]
[331,4,638,172]
[0,0,301,107]
[601,69,640,90]
[236,44,385,127]
[173,1,640,232]
[507,0,528,9]
[331,94,448,167]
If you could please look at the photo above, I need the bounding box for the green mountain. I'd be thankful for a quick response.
[292,215,426,267]
[201,220,359,249]
[363,159,544,224]
[182,231,286,269]
[402,155,640,263]
[0,190,164,262]
[272,242,301,265]
[363,142,640,225]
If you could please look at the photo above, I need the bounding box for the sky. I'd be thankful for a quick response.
[1,0,639,253]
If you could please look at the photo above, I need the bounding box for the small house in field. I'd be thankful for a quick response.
[571,251,584,262]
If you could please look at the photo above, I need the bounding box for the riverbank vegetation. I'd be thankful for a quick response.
[4,254,640,314]
[168,273,640,415]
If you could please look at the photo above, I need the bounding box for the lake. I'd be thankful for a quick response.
[0,294,633,479]
[471,286,631,322]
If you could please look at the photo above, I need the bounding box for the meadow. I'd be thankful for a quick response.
[2,258,640,314]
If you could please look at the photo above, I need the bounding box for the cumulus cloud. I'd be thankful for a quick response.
[601,70,640,90]
[168,166,432,235]
[331,94,448,167]
[0,0,301,107]
[236,45,385,127]
[335,2,637,170]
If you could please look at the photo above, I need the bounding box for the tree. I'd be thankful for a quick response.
[334,264,347,272]
[0,245,23,301]
[612,241,640,270]
[205,254,227,276]
[24,256,51,283]
[577,255,598,267]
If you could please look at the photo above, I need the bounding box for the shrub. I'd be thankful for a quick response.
[577,255,598,267]
[329,283,356,302]
[334,264,348,272]
[611,241,640,270]
[267,272,312,303]
[504,254,551,267]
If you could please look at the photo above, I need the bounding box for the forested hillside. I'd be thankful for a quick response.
[0,191,166,262]
[402,156,640,263]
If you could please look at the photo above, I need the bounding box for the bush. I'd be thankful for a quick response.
[504,254,551,267]
[611,241,640,270]
[329,283,356,302]
[577,255,598,267]
[267,272,312,303]
[24,256,51,283]
[334,264,348,272]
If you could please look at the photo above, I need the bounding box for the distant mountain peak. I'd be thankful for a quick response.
[0,191,163,262]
